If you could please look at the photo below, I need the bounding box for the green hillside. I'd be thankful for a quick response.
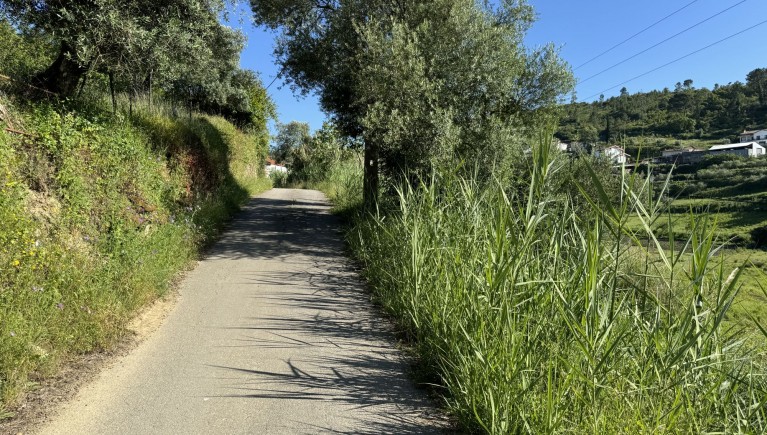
[557,69,767,157]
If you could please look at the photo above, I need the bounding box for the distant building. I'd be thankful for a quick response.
[594,145,629,164]
[739,129,767,145]
[265,158,288,176]
[708,142,766,158]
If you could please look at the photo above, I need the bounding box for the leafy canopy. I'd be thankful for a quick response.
[251,0,573,191]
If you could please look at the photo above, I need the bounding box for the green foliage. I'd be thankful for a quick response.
[251,0,574,204]
[0,97,269,409]
[339,145,767,434]
[558,68,767,153]
[747,68,767,107]
[287,121,353,184]
[271,121,310,167]
[0,0,271,128]
[0,20,54,78]
[358,1,572,181]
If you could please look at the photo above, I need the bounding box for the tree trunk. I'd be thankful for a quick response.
[76,72,88,99]
[363,141,379,210]
[109,72,116,114]
[34,43,88,97]
[148,70,153,111]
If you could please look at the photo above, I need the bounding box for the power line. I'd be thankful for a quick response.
[265,74,279,90]
[574,0,702,71]
[584,18,767,102]
[578,0,747,85]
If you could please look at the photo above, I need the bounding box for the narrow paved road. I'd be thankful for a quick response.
[37,189,445,434]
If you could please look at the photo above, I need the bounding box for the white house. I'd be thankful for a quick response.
[265,164,288,176]
[740,129,767,145]
[265,158,288,176]
[708,142,766,158]
[594,145,629,164]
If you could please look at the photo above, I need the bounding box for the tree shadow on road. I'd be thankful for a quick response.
[201,192,454,433]
[208,194,345,261]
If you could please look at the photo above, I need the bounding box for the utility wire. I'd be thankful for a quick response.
[584,18,767,101]
[578,0,747,85]
[575,0,702,71]
[265,74,279,90]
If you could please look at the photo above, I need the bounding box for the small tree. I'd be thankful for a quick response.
[272,121,311,167]
[746,68,767,107]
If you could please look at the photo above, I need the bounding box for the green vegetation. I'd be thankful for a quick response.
[270,120,364,216]
[622,155,767,244]
[325,145,765,433]
[1,0,764,432]
[0,3,272,129]
[0,96,269,410]
[254,1,767,432]
[0,0,276,414]
[557,69,767,157]
[252,0,573,206]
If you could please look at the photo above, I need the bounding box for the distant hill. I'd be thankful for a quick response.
[557,68,767,157]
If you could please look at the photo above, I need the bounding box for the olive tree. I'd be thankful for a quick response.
[0,0,231,96]
[250,0,573,207]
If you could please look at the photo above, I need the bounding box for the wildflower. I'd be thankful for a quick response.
[56,303,64,310]
[32,286,43,293]
[9,331,15,337]
[12,259,20,267]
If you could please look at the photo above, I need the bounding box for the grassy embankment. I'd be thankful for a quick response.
[318,145,766,433]
[0,97,270,416]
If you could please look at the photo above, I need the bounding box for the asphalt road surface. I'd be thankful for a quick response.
[37,189,445,435]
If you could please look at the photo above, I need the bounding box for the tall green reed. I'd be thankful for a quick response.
[347,139,767,433]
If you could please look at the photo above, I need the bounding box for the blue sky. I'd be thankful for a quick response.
[226,0,767,132]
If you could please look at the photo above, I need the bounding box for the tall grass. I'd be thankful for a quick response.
[346,142,767,432]
[286,153,364,215]
[313,156,364,214]
[0,96,269,413]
